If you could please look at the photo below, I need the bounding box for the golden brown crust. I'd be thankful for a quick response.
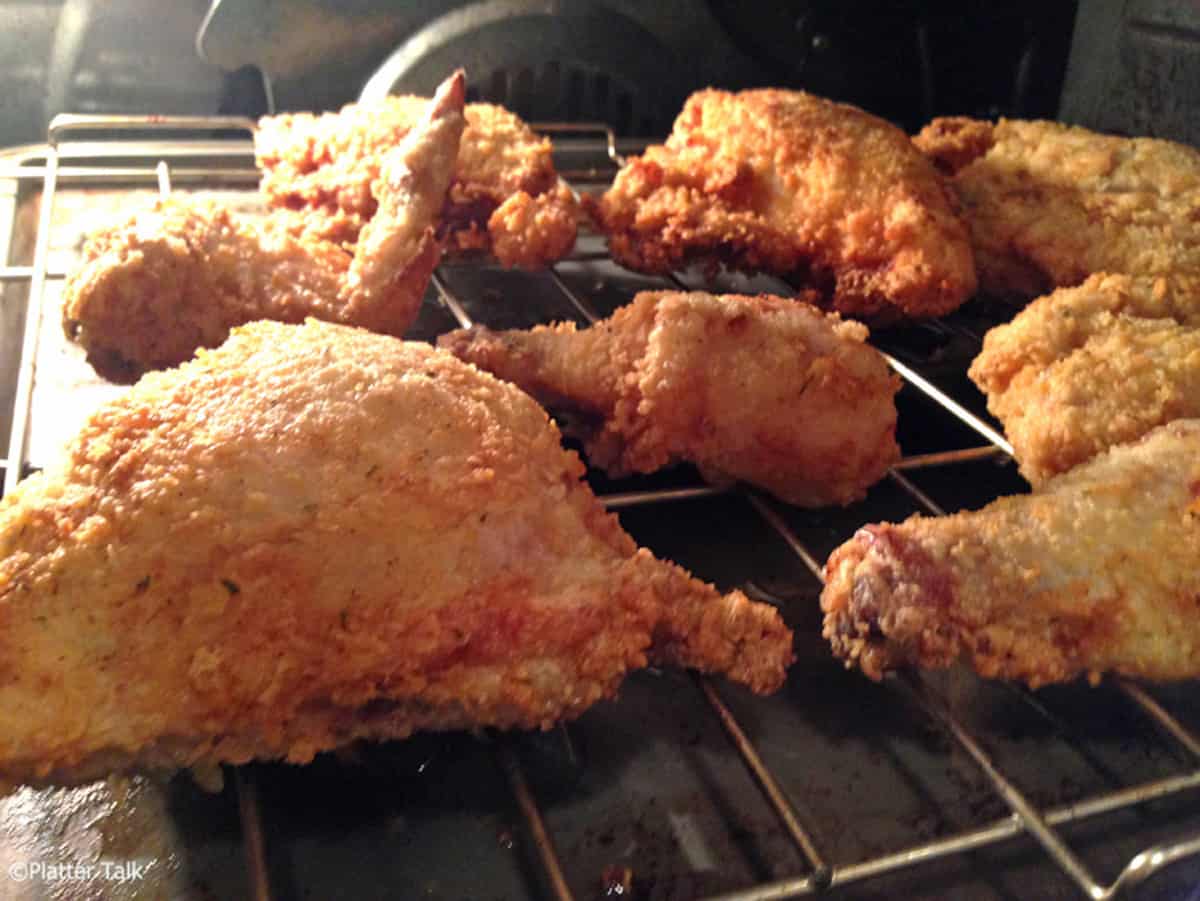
[62,72,466,381]
[61,199,350,380]
[912,116,996,174]
[588,88,976,320]
[256,98,579,268]
[821,419,1200,687]
[0,319,792,786]
[969,272,1200,484]
[439,290,901,506]
[487,184,581,270]
[915,117,1200,297]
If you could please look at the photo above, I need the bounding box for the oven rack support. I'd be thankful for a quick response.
[0,112,1197,901]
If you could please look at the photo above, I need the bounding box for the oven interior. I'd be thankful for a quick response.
[0,109,1199,901]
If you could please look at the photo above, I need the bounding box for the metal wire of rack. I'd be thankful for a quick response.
[2,113,1200,901]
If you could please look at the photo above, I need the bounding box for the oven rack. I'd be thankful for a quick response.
[0,112,1198,900]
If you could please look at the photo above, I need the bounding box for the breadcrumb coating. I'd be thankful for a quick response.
[914,117,1200,297]
[822,419,1200,687]
[440,290,900,506]
[589,88,976,320]
[0,319,792,787]
[256,97,578,268]
[969,272,1200,484]
[62,71,466,381]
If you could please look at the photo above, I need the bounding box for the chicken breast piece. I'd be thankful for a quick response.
[61,70,466,382]
[439,291,901,507]
[0,318,792,787]
[821,419,1200,687]
[256,96,578,268]
[587,88,977,320]
[914,117,1200,297]
[969,272,1200,484]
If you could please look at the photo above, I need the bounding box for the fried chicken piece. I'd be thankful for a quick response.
[822,419,1200,687]
[913,117,1200,297]
[0,318,792,787]
[969,272,1200,484]
[439,291,901,506]
[256,97,578,268]
[914,116,996,175]
[587,88,977,320]
[61,70,466,383]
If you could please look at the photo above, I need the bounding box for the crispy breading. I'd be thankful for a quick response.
[0,318,793,787]
[62,71,465,382]
[969,272,1200,484]
[913,117,1200,297]
[587,88,976,320]
[914,116,995,175]
[821,419,1200,687]
[256,97,578,268]
[487,182,579,271]
[439,290,901,506]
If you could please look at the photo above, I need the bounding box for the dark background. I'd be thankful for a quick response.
[3,0,1197,149]
[0,0,1088,148]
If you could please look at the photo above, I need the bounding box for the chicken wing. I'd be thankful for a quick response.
[821,419,1200,687]
[587,88,977,320]
[913,117,1200,297]
[0,318,792,787]
[61,70,466,382]
[256,96,578,268]
[438,290,901,507]
[969,272,1200,484]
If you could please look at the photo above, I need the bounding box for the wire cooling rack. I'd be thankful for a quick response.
[1,114,1199,901]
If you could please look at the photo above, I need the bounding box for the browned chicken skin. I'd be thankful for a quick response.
[969,272,1200,484]
[61,71,466,382]
[913,117,1200,298]
[589,88,977,320]
[0,318,793,788]
[822,419,1200,687]
[439,290,901,507]
[256,95,578,268]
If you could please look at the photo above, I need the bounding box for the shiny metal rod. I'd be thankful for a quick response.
[1117,679,1200,761]
[698,770,1200,901]
[235,768,274,901]
[430,269,474,329]
[887,468,947,516]
[697,675,830,881]
[48,111,258,146]
[901,672,1105,899]
[743,492,824,582]
[547,267,601,324]
[535,122,623,168]
[0,265,65,281]
[4,148,57,494]
[601,484,727,509]
[155,160,171,197]
[496,741,576,901]
[1107,832,1200,898]
[891,445,1005,470]
[883,353,1014,456]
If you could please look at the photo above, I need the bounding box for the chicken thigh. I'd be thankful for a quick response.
[589,88,977,320]
[0,318,792,787]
